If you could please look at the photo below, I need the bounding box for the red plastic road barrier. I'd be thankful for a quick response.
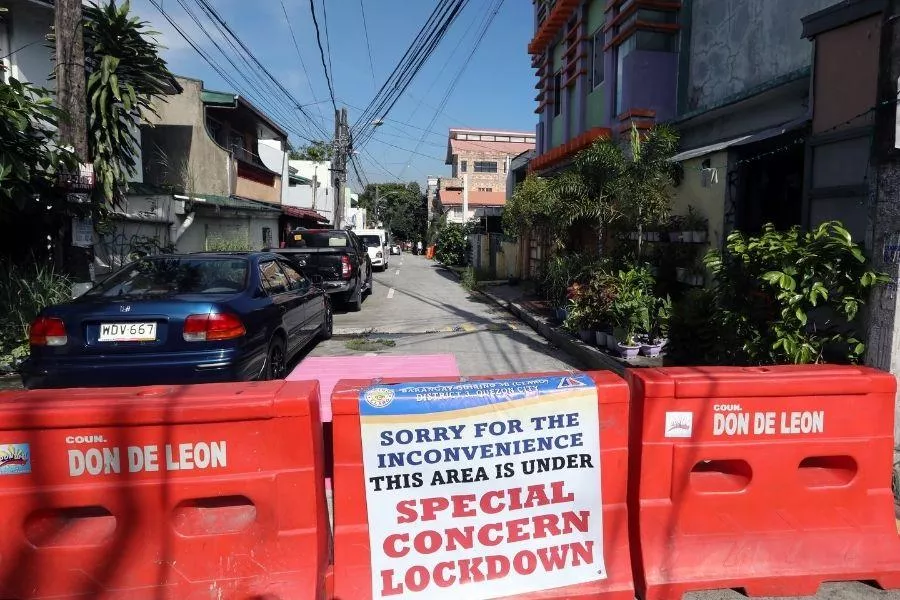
[0,381,328,600]
[627,365,900,600]
[330,371,633,600]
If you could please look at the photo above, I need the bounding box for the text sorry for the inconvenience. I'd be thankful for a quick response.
[358,376,606,599]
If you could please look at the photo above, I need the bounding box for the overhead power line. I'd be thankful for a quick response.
[351,0,471,152]
[358,0,377,91]
[192,0,330,138]
[149,0,320,144]
[281,0,328,132]
[400,0,506,178]
[309,0,338,113]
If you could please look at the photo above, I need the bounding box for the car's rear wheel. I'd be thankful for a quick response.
[264,336,287,380]
[346,282,362,312]
[320,300,333,340]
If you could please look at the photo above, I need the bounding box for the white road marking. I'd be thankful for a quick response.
[395,269,400,275]
[387,287,395,299]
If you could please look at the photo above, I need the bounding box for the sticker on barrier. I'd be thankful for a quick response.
[357,374,606,599]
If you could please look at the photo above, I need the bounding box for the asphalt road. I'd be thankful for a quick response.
[308,252,582,375]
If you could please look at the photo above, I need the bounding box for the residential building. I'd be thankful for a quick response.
[136,76,286,256]
[529,0,680,173]
[507,150,536,201]
[796,0,900,442]
[426,176,439,221]
[438,128,535,221]
[667,0,842,248]
[439,190,507,225]
[442,128,535,194]
[0,0,53,88]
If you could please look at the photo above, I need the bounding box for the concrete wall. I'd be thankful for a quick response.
[175,211,279,253]
[144,78,231,197]
[235,167,281,204]
[669,151,727,250]
[685,0,840,113]
[2,1,53,88]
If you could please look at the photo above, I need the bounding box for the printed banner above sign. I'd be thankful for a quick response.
[359,374,605,599]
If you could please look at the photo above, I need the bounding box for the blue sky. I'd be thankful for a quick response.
[129,0,537,191]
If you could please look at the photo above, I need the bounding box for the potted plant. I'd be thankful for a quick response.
[608,282,651,359]
[684,206,709,243]
[641,296,671,357]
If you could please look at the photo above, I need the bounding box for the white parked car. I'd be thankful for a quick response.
[390,244,401,255]
[356,228,389,271]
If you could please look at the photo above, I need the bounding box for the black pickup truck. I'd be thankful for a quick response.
[270,228,372,311]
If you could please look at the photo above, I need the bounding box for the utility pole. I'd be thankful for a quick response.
[332,107,349,228]
[55,0,88,159]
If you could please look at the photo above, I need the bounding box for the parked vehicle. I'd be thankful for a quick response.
[21,253,333,389]
[272,228,372,311]
[355,228,389,271]
[390,244,401,255]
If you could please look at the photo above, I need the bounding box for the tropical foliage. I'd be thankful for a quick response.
[667,222,887,365]
[80,0,175,206]
[0,262,72,373]
[0,77,78,209]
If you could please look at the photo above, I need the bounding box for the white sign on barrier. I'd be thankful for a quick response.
[359,374,605,599]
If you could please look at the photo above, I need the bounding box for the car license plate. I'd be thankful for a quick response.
[99,322,157,342]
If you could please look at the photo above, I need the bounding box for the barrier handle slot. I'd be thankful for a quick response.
[689,459,752,493]
[25,506,117,547]
[173,495,257,536]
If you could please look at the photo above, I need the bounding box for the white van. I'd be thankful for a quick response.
[355,228,389,271]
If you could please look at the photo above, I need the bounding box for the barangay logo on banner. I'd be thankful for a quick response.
[358,374,605,599]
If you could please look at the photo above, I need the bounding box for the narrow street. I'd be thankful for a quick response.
[307,253,581,375]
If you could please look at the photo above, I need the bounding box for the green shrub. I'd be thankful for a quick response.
[461,266,478,291]
[0,262,72,372]
[435,222,470,267]
[668,221,887,365]
[206,233,251,252]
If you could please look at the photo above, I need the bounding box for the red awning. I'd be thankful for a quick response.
[282,206,329,222]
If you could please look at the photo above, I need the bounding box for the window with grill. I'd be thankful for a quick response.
[474,161,498,173]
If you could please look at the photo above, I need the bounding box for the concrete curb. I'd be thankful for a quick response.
[439,264,628,373]
[477,289,628,375]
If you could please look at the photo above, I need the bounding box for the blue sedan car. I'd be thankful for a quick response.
[22,252,333,389]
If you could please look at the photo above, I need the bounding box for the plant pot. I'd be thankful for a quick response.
[675,267,688,282]
[606,335,619,352]
[578,329,594,343]
[692,230,708,243]
[595,331,608,347]
[640,343,663,357]
[617,342,641,358]
[553,307,567,322]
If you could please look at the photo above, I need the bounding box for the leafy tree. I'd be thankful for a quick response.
[435,221,470,267]
[290,140,333,161]
[0,76,78,209]
[569,124,680,256]
[358,182,426,241]
[78,0,175,207]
